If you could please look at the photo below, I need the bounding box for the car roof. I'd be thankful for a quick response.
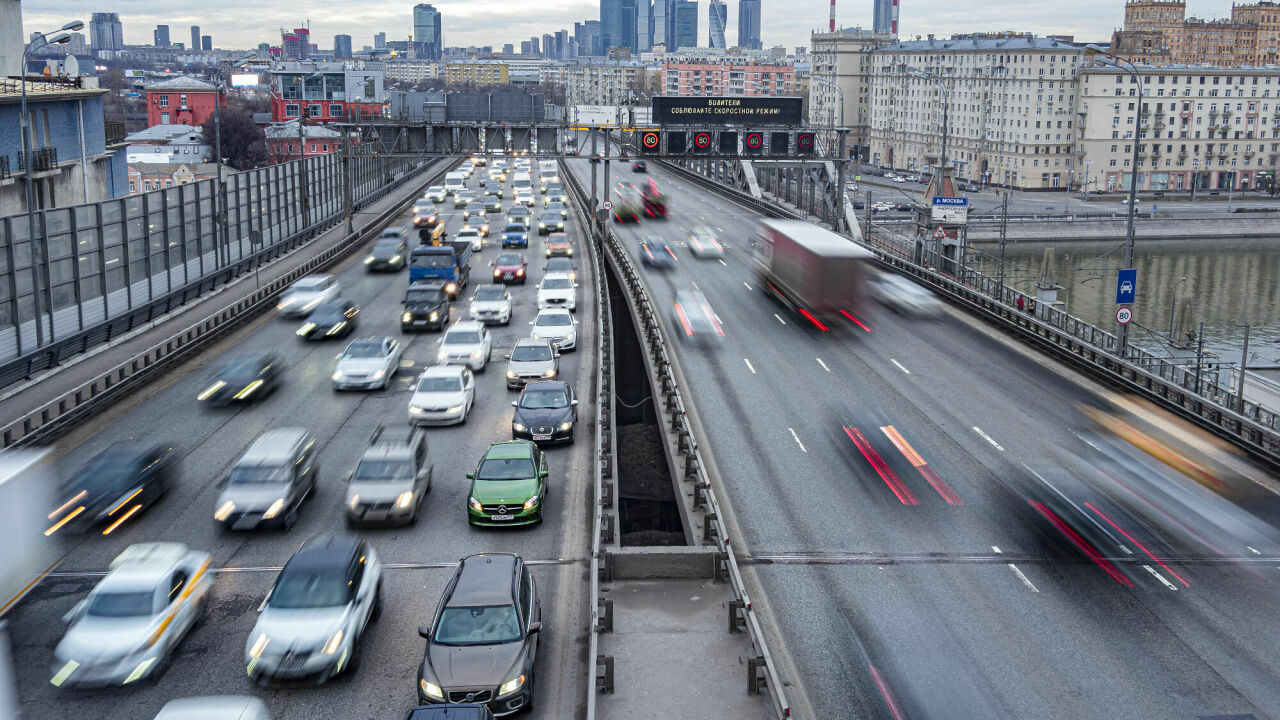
[448,320,485,332]
[285,534,361,573]
[537,307,572,317]
[522,380,568,394]
[513,337,551,348]
[241,428,311,464]
[421,364,466,378]
[459,227,480,234]
[292,275,331,288]
[542,272,572,283]
[155,696,270,720]
[345,337,387,349]
[447,554,519,607]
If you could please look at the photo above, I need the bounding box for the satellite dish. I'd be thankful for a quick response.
[64,55,80,77]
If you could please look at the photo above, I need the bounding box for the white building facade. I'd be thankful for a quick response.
[809,28,894,159]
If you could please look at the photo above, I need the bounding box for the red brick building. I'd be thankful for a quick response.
[144,76,225,128]
[268,61,386,123]
[264,121,350,164]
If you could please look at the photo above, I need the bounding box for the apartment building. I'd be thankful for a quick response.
[540,61,652,105]
[385,59,439,84]
[661,57,795,97]
[443,62,509,85]
[1116,0,1280,67]
[809,28,894,158]
[868,34,1086,190]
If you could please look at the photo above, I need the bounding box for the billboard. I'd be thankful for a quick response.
[230,73,260,88]
[123,69,145,78]
[651,96,803,126]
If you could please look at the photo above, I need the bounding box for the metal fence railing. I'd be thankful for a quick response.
[0,148,420,390]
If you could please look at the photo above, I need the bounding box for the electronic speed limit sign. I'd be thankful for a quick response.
[641,131,660,152]
[1115,306,1133,325]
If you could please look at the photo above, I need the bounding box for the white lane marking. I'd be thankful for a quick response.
[718,259,728,267]
[816,358,831,373]
[744,358,757,374]
[1248,546,1261,555]
[992,546,1039,592]
[972,426,1005,451]
[789,428,808,453]
[1143,565,1178,591]
[714,314,725,325]
[1118,544,1134,555]
[890,359,910,374]
[744,281,754,291]
[774,313,787,325]
[691,281,700,290]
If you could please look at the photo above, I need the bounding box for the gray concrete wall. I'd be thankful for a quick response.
[608,547,722,579]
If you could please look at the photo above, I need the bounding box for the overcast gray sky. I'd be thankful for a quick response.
[24,0,1243,53]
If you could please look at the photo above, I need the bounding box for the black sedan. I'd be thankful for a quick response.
[297,298,360,340]
[197,351,282,406]
[631,160,647,173]
[46,443,175,537]
[511,380,578,444]
[537,211,564,236]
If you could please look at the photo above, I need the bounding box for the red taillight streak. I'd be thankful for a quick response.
[844,426,919,505]
[665,246,678,261]
[868,665,907,720]
[1029,500,1133,586]
[840,309,872,332]
[797,308,829,332]
[880,425,961,505]
[917,465,963,506]
[674,305,695,336]
[1085,502,1190,587]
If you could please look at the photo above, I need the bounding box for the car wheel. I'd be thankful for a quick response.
[523,671,536,713]
[284,505,299,530]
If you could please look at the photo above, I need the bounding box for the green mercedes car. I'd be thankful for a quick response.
[466,441,548,526]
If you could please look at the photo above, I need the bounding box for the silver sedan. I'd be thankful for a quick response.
[332,337,403,391]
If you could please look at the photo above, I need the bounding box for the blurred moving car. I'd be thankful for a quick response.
[417,554,542,712]
[544,257,576,283]
[511,381,578,445]
[639,236,677,268]
[672,290,724,345]
[197,351,282,406]
[453,191,476,209]
[536,273,577,312]
[154,696,271,720]
[437,321,492,372]
[246,535,381,684]
[51,543,211,688]
[213,428,318,531]
[465,444,548,527]
[470,285,512,325]
[346,427,432,525]
[332,337,403,391]
[463,201,485,221]
[465,215,490,237]
[688,226,724,258]
[413,202,440,229]
[276,275,339,317]
[492,253,528,284]
[409,365,477,426]
[544,233,573,258]
[870,273,943,316]
[544,201,568,219]
[631,160,647,172]
[402,282,449,333]
[48,443,175,536]
[529,308,577,351]
[505,338,559,390]
[545,187,568,205]
[297,298,360,340]
[366,232,408,271]
[505,206,531,226]
[426,186,448,203]
[483,195,503,213]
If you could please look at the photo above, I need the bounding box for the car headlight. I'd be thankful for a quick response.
[402,312,413,322]
[214,500,236,521]
[325,321,347,336]
[277,297,296,309]
[249,633,270,658]
[539,222,546,228]
[559,421,573,431]
[233,380,264,399]
[331,370,344,381]
[261,498,286,519]
[522,495,539,510]
[322,630,344,655]
[409,406,426,416]
[396,491,415,509]
[543,368,557,377]
[565,331,576,342]
[437,349,448,360]
[363,256,375,264]
[428,311,439,321]
[348,494,360,509]
[445,283,457,294]
[302,297,322,311]
[296,322,317,336]
[468,496,483,512]
[470,349,482,359]
[506,370,517,379]
[530,331,542,340]
[197,380,226,401]
[494,269,503,277]
[371,369,386,380]
[512,422,527,432]
[498,673,527,696]
[421,679,444,699]
[389,255,402,264]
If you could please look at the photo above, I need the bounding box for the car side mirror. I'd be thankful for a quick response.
[62,599,87,623]
[553,349,560,358]
[504,353,512,360]
[528,321,535,325]
[465,471,475,479]
[511,401,518,407]
[539,470,548,479]
[528,621,542,634]
[334,354,344,360]
[571,399,579,406]
[418,624,432,639]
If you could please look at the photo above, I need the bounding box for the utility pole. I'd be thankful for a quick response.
[996,189,1009,299]
[863,190,872,244]
[602,128,612,238]
[1236,324,1251,413]
[835,129,847,233]
[342,128,353,235]
[589,129,599,240]
[1193,321,1205,394]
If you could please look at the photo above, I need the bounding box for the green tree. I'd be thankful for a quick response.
[201,108,267,170]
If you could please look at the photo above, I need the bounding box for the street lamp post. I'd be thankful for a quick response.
[1082,160,1093,200]
[1228,158,1237,212]
[907,65,952,264]
[811,75,845,155]
[1087,46,1142,358]
[20,20,83,349]
[1191,158,1200,200]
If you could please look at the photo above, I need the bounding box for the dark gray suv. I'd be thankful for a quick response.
[417,554,541,715]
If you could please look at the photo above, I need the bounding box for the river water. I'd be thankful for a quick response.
[967,238,1280,371]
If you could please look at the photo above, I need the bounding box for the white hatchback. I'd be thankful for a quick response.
[536,272,578,312]
[409,364,476,426]
[530,308,578,351]
[436,320,492,371]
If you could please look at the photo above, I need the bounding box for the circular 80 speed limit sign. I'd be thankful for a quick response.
[642,131,660,149]
[1115,306,1133,325]
[694,132,712,148]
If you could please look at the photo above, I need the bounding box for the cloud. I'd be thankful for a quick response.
[23,0,1244,53]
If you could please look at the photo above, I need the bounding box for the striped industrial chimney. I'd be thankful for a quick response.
[830,0,836,31]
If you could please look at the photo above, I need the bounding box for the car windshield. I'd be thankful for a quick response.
[427,187,443,193]
[269,568,352,609]
[373,240,402,252]
[547,260,573,272]
[229,465,290,485]
[477,455,536,480]
[542,278,572,290]
[289,279,326,293]
[509,207,529,216]
[540,214,560,222]
[411,253,453,268]
[536,313,572,327]
[467,216,485,224]
[72,455,141,493]
[504,225,526,233]
[353,460,413,482]
[467,203,483,210]
[511,345,552,362]
[433,605,522,646]
[496,254,522,266]
[444,331,482,345]
[406,288,444,303]
[521,389,568,409]
[86,590,153,618]
[474,287,506,301]
[343,342,384,359]
[417,376,462,392]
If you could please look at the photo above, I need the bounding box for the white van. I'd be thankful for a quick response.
[538,160,557,176]
[444,172,467,195]
[512,174,533,195]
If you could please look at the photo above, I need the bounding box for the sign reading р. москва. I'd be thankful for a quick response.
[650,96,804,126]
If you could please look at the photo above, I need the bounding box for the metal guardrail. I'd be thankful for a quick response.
[562,159,793,719]
[0,157,460,449]
[663,158,1280,469]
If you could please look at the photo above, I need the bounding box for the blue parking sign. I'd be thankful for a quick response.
[1116,268,1137,304]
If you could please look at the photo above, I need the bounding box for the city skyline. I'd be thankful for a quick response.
[26,0,1249,55]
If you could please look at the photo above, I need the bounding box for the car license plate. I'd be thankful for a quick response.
[491,514,515,521]
[503,273,513,279]
[533,434,551,441]
[232,516,258,530]
[413,320,427,325]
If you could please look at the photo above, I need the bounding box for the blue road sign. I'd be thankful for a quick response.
[932,197,969,207]
[1116,268,1137,304]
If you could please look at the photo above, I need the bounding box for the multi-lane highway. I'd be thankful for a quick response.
[9,160,594,719]
[566,156,1280,719]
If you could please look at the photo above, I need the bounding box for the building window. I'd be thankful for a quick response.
[159,95,169,107]
[330,103,343,117]
[309,104,322,117]
[285,104,300,117]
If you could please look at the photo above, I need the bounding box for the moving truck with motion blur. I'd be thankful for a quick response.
[751,219,874,327]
